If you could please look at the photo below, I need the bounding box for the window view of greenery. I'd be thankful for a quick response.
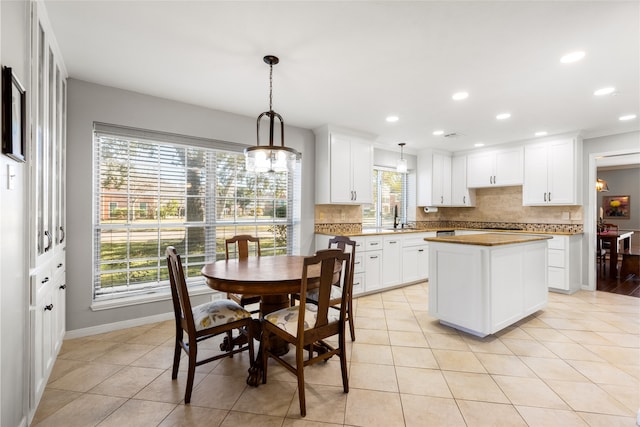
[95,134,295,301]
[362,168,406,229]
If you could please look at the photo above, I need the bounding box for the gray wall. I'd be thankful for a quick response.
[66,79,316,332]
[0,1,29,426]
[596,167,640,231]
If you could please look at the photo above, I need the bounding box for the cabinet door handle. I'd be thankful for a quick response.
[354,261,361,265]
[354,191,357,200]
[440,196,443,204]
[463,196,466,204]
[389,241,397,244]
[44,230,52,252]
[544,192,547,201]
[418,249,424,252]
[548,192,551,201]
[370,242,379,246]
[57,263,63,268]
[59,284,66,290]
[44,304,54,311]
[59,226,65,243]
[369,255,378,259]
[41,277,49,284]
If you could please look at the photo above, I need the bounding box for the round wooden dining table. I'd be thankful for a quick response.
[201,255,337,386]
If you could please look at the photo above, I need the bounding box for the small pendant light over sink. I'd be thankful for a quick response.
[397,142,407,173]
[244,55,301,173]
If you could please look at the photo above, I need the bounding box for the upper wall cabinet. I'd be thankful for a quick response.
[417,149,451,207]
[523,136,582,206]
[467,146,523,188]
[451,155,475,206]
[315,126,373,204]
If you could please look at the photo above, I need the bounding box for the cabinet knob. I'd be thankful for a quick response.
[41,277,49,284]
[59,284,66,290]
[44,304,54,311]
[57,263,63,268]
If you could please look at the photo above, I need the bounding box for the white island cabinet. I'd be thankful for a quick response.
[426,233,550,337]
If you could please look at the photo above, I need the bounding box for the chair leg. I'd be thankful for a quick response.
[171,338,182,379]
[247,322,255,364]
[296,345,306,417]
[347,297,356,341]
[261,329,270,384]
[184,350,197,404]
[339,329,349,393]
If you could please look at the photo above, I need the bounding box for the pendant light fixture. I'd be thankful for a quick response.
[396,142,407,173]
[596,178,609,192]
[244,55,301,173]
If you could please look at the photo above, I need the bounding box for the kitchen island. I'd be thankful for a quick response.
[424,233,552,337]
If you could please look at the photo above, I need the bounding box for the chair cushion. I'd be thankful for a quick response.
[307,285,342,303]
[264,303,340,337]
[192,299,252,332]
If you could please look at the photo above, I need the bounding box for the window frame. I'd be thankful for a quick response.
[363,167,408,229]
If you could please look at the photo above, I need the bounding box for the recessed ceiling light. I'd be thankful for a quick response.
[474,143,485,147]
[452,91,469,101]
[560,51,586,64]
[432,130,444,136]
[619,114,637,121]
[594,87,616,96]
[496,113,511,120]
[386,115,399,123]
[535,131,548,137]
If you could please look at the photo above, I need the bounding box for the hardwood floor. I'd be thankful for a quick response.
[596,234,640,297]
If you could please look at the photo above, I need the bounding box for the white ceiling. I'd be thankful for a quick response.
[44,0,640,153]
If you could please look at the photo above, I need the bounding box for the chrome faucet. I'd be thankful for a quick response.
[393,205,400,229]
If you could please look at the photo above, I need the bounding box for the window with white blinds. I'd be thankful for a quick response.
[93,124,300,301]
[362,168,407,228]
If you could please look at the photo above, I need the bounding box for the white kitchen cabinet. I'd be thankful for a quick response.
[401,232,433,283]
[417,149,451,206]
[363,235,383,292]
[451,155,475,206]
[314,126,373,204]
[547,234,582,294]
[467,146,523,188]
[382,236,402,287]
[523,137,581,206]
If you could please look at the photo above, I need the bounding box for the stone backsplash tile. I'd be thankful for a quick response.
[314,223,362,234]
[315,204,362,223]
[415,220,583,234]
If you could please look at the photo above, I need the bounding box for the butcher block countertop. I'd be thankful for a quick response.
[424,233,552,246]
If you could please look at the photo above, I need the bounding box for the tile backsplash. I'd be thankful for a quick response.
[315,186,584,234]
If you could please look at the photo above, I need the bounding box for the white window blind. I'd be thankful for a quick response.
[93,124,300,301]
[362,168,408,228]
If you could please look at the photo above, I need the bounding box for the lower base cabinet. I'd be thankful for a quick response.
[547,234,582,293]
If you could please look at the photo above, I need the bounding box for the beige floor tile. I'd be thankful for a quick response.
[388,330,428,347]
[47,362,124,392]
[353,316,387,330]
[402,394,465,426]
[344,389,404,427]
[158,405,228,427]
[546,379,633,416]
[432,349,486,373]
[474,353,537,378]
[221,411,284,426]
[395,366,452,398]
[462,335,513,354]
[541,341,605,362]
[515,406,589,427]
[501,338,559,358]
[95,399,176,427]
[577,411,638,427]
[415,313,458,335]
[595,331,640,348]
[391,346,438,369]
[355,307,385,318]
[442,371,509,403]
[386,317,422,332]
[521,326,574,342]
[350,343,394,365]
[134,369,207,404]
[520,356,589,382]
[207,351,253,377]
[568,359,638,386]
[583,344,640,366]
[31,389,82,425]
[457,400,527,426]
[383,301,412,310]
[90,366,165,398]
[598,383,640,413]
[189,373,249,409]
[493,375,569,409]
[561,330,617,346]
[58,340,120,362]
[126,328,175,346]
[282,418,343,427]
[93,343,156,365]
[285,384,347,423]
[302,359,348,387]
[33,393,126,427]
[232,379,297,416]
[350,362,398,392]
[91,325,152,343]
[353,328,389,345]
[130,344,177,369]
[425,333,469,351]
[47,358,87,383]
[493,326,534,341]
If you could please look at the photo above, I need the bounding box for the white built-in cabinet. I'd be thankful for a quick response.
[467,146,523,188]
[417,149,451,206]
[547,234,582,294]
[382,236,402,287]
[315,126,373,204]
[451,155,475,206]
[402,234,430,283]
[29,2,68,421]
[523,136,582,206]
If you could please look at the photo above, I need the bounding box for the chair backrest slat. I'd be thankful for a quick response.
[166,246,195,332]
[225,235,261,260]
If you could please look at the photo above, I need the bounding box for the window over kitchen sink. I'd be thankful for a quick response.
[362,168,408,228]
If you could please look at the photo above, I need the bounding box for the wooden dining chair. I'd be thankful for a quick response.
[166,246,254,404]
[261,248,351,417]
[225,235,262,313]
[291,236,357,341]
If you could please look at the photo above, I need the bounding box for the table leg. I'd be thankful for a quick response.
[609,238,619,279]
[246,294,290,387]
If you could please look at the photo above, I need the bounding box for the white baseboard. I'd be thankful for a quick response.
[64,311,174,340]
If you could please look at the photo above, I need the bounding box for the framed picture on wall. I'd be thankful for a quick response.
[2,66,26,163]
[603,195,630,219]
